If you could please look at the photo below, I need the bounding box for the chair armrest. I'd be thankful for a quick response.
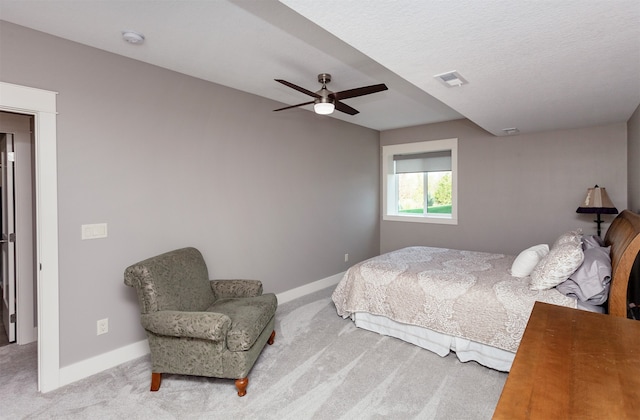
[210,279,263,298]
[141,311,231,341]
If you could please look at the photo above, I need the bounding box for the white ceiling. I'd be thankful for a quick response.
[0,0,638,135]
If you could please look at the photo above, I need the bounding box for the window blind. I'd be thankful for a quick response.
[393,151,451,174]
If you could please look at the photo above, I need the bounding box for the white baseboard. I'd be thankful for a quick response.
[56,272,344,388]
[59,339,149,388]
[275,271,344,304]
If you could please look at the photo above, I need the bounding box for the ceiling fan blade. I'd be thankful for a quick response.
[273,101,314,112]
[335,100,359,115]
[330,83,388,100]
[275,79,321,99]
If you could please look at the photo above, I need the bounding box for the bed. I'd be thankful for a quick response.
[332,210,640,371]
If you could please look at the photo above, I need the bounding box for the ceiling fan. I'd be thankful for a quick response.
[273,73,388,116]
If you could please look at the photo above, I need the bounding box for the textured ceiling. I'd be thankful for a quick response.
[281,0,640,135]
[0,0,638,136]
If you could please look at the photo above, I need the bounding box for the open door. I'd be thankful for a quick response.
[1,133,16,343]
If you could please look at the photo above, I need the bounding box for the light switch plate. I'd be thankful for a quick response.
[81,223,108,240]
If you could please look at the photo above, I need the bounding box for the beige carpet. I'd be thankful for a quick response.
[0,287,507,419]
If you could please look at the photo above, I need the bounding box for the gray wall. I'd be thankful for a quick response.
[380,119,627,255]
[628,104,640,212]
[0,22,380,366]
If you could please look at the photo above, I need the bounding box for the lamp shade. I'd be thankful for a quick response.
[576,185,618,214]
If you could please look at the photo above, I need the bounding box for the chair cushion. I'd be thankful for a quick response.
[208,293,277,352]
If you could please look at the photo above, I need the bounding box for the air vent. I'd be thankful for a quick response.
[434,71,468,87]
[502,128,520,135]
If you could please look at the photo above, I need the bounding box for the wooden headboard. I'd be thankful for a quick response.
[604,210,640,317]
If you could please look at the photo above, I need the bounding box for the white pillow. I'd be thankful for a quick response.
[530,242,584,290]
[510,244,550,277]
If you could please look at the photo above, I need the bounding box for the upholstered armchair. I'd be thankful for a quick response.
[124,247,277,396]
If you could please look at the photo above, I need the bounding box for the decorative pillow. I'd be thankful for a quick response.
[582,235,605,250]
[530,242,584,290]
[510,244,550,277]
[552,229,583,249]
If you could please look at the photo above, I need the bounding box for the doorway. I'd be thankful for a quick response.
[0,112,37,347]
[0,81,59,393]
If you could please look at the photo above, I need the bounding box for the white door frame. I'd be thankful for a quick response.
[0,82,59,392]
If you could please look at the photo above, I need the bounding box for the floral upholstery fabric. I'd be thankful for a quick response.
[141,311,232,341]
[209,294,278,351]
[124,247,277,380]
[124,247,215,313]
[211,279,263,298]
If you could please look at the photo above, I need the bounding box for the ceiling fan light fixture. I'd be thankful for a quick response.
[274,73,386,116]
[314,101,335,115]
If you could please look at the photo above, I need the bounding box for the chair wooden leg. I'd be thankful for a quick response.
[150,372,162,391]
[235,377,248,397]
[268,330,276,345]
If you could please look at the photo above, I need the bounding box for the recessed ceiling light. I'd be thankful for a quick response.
[122,30,145,45]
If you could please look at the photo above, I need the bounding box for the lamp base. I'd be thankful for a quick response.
[595,213,603,237]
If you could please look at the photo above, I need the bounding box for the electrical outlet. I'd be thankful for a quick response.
[344,253,349,262]
[97,318,109,336]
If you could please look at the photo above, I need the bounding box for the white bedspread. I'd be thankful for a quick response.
[332,246,577,353]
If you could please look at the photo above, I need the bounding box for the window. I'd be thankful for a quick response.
[382,138,457,224]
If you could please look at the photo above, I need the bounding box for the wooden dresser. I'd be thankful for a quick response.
[493,301,640,419]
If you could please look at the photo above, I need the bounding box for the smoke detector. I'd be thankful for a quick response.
[434,71,468,87]
[122,31,145,45]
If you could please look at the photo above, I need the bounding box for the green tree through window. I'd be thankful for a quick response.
[434,172,452,206]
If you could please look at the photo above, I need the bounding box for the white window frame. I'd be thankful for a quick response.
[382,138,458,224]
